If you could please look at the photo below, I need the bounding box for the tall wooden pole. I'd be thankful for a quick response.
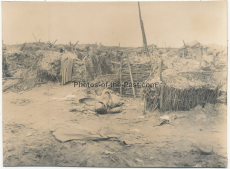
[159,57,164,112]
[120,58,122,95]
[138,2,149,57]
[159,58,163,81]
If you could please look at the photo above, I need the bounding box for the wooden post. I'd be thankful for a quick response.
[183,40,187,57]
[84,56,87,83]
[159,58,163,81]
[143,95,146,114]
[159,57,164,111]
[127,55,136,98]
[160,83,164,111]
[213,49,216,65]
[120,58,122,95]
[200,46,203,67]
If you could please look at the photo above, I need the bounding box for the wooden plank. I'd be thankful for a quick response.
[3,79,20,91]
[126,55,136,98]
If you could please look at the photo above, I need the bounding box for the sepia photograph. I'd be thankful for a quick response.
[1,1,228,167]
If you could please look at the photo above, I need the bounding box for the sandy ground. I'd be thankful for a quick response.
[2,83,227,167]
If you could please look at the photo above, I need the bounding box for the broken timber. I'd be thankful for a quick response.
[138,1,149,57]
[32,33,38,42]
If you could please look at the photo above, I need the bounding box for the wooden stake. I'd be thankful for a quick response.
[74,41,79,47]
[200,46,203,67]
[159,57,164,112]
[183,40,187,57]
[120,57,122,95]
[53,39,57,45]
[127,55,136,98]
[160,83,164,111]
[84,56,87,83]
[159,58,163,81]
[32,33,38,42]
[213,49,216,65]
[143,95,146,114]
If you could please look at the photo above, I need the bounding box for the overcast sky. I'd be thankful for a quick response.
[2,1,227,47]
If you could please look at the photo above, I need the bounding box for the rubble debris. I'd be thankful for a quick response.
[160,115,169,120]
[11,99,32,106]
[69,106,86,112]
[104,150,115,155]
[138,116,145,119]
[153,117,170,127]
[130,129,140,132]
[135,158,144,163]
[192,144,213,155]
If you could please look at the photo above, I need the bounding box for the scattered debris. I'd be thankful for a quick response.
[160,115,169,120]
[69,106,86,112]
[104,150,115,155]
[11,99,32,106]
[124,158,133,167]
[138,116,145,119]
[192,144,213,155]
[135,158,144,163]
[130,129,140,132]
[26,132,33,137]
[153,118,170,127]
